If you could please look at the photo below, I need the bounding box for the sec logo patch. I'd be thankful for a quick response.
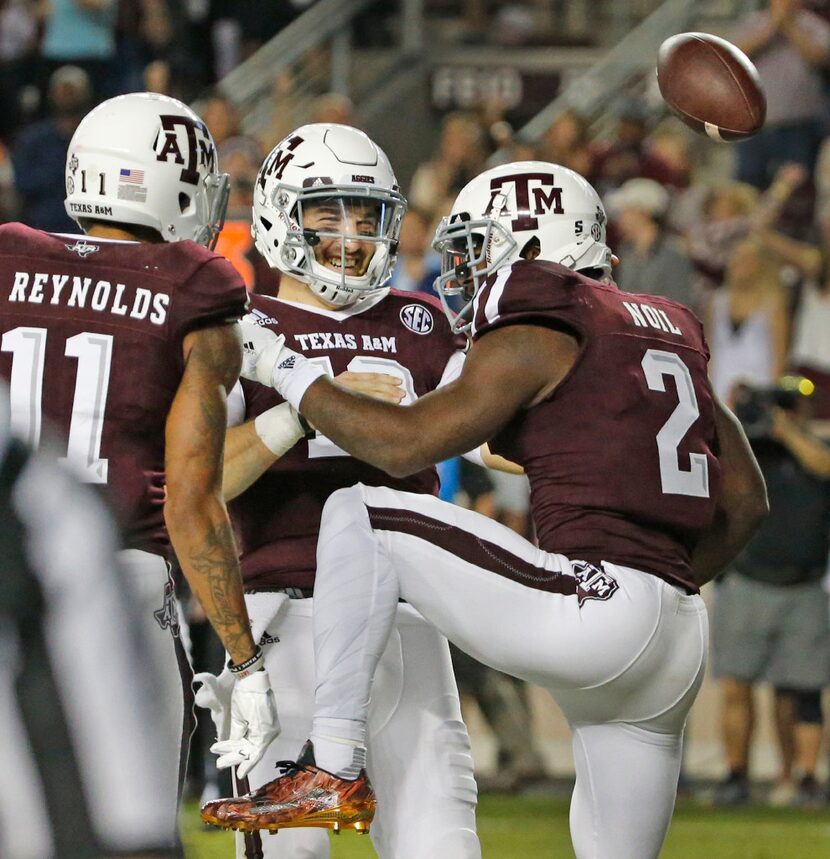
[400,303,434,335]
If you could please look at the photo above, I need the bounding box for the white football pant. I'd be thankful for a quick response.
[237,593,480,859]
[313,484,709,859]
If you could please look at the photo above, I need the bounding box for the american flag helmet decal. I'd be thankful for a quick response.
[119,168,145,184]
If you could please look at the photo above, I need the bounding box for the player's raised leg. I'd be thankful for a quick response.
[310,483,651,739]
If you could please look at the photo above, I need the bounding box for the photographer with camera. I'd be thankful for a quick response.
[712,377,830,808]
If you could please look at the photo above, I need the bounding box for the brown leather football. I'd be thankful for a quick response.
[657,32,766,141]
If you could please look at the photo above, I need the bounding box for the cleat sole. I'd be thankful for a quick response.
[202,802,375,836]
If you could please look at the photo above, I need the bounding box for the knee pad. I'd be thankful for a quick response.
[438,718,479,806]
[795,689,823,724]
[776,687,823,724]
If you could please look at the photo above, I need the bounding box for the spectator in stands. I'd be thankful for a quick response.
[590,98,650,195]
[751,200,830,418]
[687,163,807,293]
[705,238,789,406]
[608,177,697,308]
[200,92,240,149]
[308,92,354,126]
[641,125,692,191]
[11,65,90,234]
[0,0,42,141]
[409,111,488,218]
[116,0,174,94]
[492,3,536,48]
[0,141,17,224]
[687,182,759,292]
[143,58,173,96]
[257,69,302,151]
[214,135,279,296]
[790,271,830,418]
[733,0,830,189]
[711,384,830,808]
[388,208,441,294]
[41,0,118,101]
[536,109,594,178]
[209,0,297,78]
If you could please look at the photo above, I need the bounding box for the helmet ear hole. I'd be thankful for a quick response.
[519,236,541,260]
[178,192,192,214]
[259,215,273,231]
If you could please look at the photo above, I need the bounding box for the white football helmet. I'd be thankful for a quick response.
[433,161,612,333]
[252,124,406,307]
[65,92,229,248]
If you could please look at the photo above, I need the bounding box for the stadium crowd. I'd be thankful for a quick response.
[0,0,827,822]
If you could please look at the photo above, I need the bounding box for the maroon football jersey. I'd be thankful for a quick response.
[231,290,466,590]
[0,223,248,555]
[472,260,721,591]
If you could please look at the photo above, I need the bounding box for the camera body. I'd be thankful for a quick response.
[733,377,813,440]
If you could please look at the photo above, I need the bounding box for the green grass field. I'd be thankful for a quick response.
[183,795,830,858]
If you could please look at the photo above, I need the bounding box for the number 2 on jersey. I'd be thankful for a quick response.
[2,326,112,483]
[641,349,709,498]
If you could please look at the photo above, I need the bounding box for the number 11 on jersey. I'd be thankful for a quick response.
[2,326,113,483]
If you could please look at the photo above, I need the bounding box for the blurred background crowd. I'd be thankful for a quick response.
[1,0,828,813]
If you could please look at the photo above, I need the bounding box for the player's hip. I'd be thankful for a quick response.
[553,564,708,729]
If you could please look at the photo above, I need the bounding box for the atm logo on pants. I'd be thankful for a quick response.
[572,561,619,607]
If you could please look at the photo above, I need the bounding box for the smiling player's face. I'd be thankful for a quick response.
[303,198,380,278]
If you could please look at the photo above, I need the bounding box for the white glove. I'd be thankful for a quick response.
[209,670,280,779]
[238,315,287,387]
[238,315,328,410]
[194,669,234,742]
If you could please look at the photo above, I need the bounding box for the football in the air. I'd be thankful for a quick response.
[656,32,766,142]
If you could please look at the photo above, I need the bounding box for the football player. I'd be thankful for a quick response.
[204,161,769,859]
[0,93,279,845]
[196,124,486,859]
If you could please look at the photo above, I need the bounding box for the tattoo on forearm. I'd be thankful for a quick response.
[189,520,249,655]
[170,325,248,656]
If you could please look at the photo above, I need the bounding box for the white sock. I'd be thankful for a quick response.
[311,719,367,779]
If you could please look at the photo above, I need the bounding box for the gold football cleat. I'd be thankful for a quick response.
[201,742,375,835]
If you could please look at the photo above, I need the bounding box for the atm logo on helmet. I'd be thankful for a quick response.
[154,115,216,186]
[485,173,564,231]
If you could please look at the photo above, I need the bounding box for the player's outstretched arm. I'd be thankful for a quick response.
[297,323,577,477]
[222,371,406,501]
[690,397,769,586]
[165,323,257,665]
